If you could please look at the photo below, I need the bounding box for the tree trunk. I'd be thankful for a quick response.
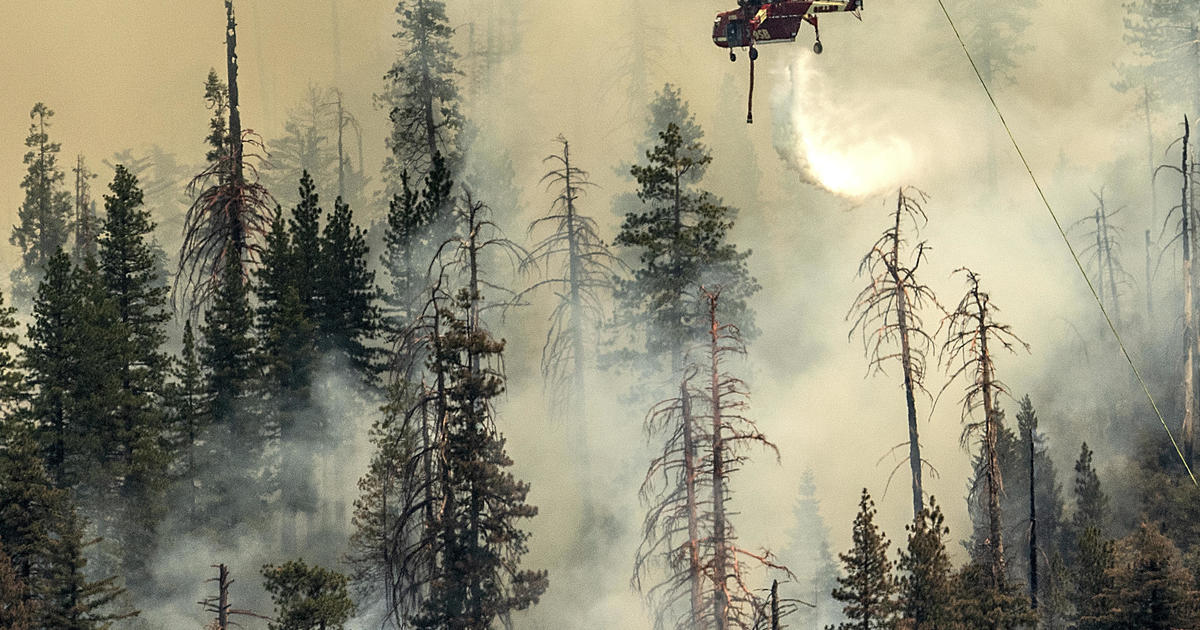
[709,295,729,630]
[563,141,594,513]
[1182,117,1195,466]
[225,0,245,256]
[1028,422,1038,611]
[978,305,1005,591]
[892,192,923,519]
[681,381,703,628]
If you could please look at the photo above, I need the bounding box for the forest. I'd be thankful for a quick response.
[1,0,1200,628]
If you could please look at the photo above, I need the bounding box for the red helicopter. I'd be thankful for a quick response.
[713,0,863,122]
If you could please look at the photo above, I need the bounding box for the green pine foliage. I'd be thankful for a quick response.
[614,119,758,371]
[831,489,897,630]
[0,542,34,630]
[379,0,464,191]
[1072,525,1115,629]
[164,319,209,522]
[198,253,261,530]
[381,153,453,332]
[896,497,956,629]
[0,288,21,412]
[408,294,547,628]
[261,560,355,630]
[950,562,1035,630]
[316,196,380,377]
[1090,523,1198,629]
[97,165,172,583]
[9,103,75,309]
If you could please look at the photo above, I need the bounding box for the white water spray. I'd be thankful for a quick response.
[770,53,916,199]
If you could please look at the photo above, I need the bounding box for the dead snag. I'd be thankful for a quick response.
[940,268,1029,589]
[848,186,939,519]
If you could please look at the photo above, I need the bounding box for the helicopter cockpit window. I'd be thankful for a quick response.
[726,20,743,46]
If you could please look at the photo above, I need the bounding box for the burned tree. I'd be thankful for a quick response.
[847,187,938,519]
[635,289,785,630]
[1073,188,1131,327]
[940,269,1029,590]
[176,1,273,312]
[1157,117,1200,464]
[519,136,622,510]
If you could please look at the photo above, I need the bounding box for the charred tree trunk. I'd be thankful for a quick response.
[225,0,245,256]
[889,194,924,519]
[1182,117,1196,465]
[708,295,730,630]
[1028,422,1038,611]
[681,381,704,628]
[1147,229,1155,319]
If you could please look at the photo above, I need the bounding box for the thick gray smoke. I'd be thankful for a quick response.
[1,0,1197,627]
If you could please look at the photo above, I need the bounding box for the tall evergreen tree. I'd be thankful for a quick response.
[380,154,453,333]
[378,0,465,191]
[614,120,758,374]
[1119,0,1200,119]
[1089,523,1198,629]
[97,165,171,583]
[896,497,956,629]
[316,196,379,377]
[831,489,896,630]
[10,103,74,309]
[198,252,261,530]
[408,293,548,628]
[164,319,209,521]
[780,470,841,629]
[21,251,123,492]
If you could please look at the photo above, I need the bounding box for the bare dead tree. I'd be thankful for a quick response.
[847,187,939,520]
[198,564,270,630]
[1156,116,1200,464]
[940,268,1029,590]
[518,135,624,509]
[633,370,705,630]
[635,288,787,630]
[1071,188,1132,327]
[175,0,274,314]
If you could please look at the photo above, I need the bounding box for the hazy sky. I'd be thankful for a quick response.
[0,0,1186,627]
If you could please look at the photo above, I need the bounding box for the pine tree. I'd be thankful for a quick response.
[378,0,465,191]
[1072,526,1114,629]
[97,164,171,583]
[614,119,758,374]
[199,252,261,530]
[1071,442,1109,536]
[261,560,355,630]
[831,489,896,630]
[164,319,209,521]
[380,153,453,333]
[316,195,380,377]
[780,470,841,628]
[39,507,134,630]
[1090,523,1198,629]
[256,200,318,553]
[0,542,34,630]
[408,293,548,628]
[896,497,956,629]
[9,103,74,309]
[21,250,123,490]
[1119,0,1200,119]
[951,562,1034,630]
[0,288,21,412]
